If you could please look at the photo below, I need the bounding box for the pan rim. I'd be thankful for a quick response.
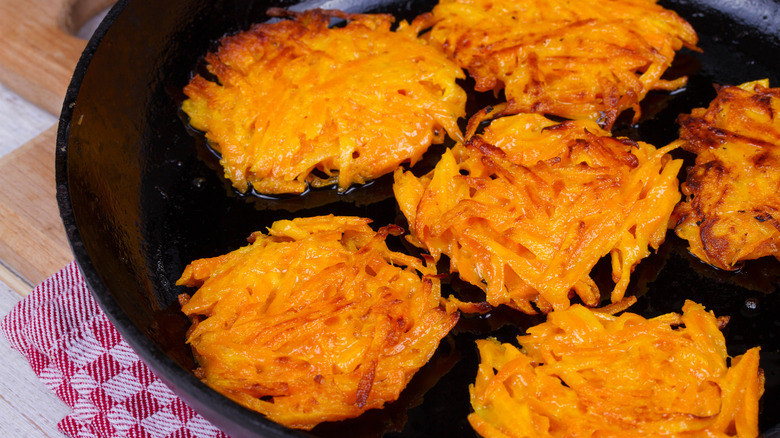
[54,0,780,436]
[54,1,309,436]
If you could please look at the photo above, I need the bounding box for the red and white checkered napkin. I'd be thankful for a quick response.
[1,261,230,438]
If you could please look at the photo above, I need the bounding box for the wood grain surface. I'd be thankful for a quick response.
[0,0,114,115]
[0,2,116,435]
[0,126,73,291]
[0,0,116,293]
[0,83,57,158]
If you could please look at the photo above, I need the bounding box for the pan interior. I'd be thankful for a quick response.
[57,0,780,436]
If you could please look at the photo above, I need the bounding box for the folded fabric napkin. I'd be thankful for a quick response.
[1,261,230,438]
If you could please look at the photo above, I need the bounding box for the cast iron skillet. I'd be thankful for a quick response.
[57,0,780,436]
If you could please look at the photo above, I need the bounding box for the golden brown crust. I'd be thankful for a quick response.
[671,79,780,270]
[182,9,466,194]
[421,0,698,129]
[394,112,682,313]
[176,216,458,429]
[468,301,764,437]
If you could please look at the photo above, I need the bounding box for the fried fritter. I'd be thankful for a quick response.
[176,216,458,430]
[469,301,764,437]
[394,109,682,313]
[182,9,466,194]
[671,79,780,270]
[420,0,698,129]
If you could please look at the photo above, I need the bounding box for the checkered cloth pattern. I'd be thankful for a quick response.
[1,261,230,438]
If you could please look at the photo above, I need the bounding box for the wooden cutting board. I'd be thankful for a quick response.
[0,0,115,293]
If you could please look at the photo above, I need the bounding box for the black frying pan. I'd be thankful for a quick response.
[56,0,780,436]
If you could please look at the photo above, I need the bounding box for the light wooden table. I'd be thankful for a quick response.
[0,80,70,438]
[0,3,110,435]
